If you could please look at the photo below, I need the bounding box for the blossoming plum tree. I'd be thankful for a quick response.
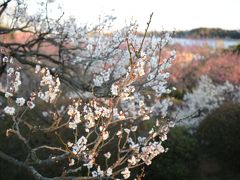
[0,0,176,179]
[173,75,240,129]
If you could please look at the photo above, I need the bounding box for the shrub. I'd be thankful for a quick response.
[197,102,240,170]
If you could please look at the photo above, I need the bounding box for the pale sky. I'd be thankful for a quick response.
[29,0,240,31]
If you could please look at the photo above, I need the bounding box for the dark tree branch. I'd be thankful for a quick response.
[0,0,11,17]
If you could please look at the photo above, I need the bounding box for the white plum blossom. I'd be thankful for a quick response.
[111,84,118,95]
[4,65,22,95]
[168,121,175,128]
[93,69,111,87]
[124,128,131,134]
[121,168,131,179]
[27,101,35,109]
[116,130,122,136]
[72,136,87,155]
[5,92,13,98]
[106,168,112,176]
[140,142,165,165]
[93,76,104,87]
[112,108,119,119]
[118,111,126,120]
[42,111,48,117]
[84,155,95,169]
[4,106,15,115]
[92,171,98,177]
[2,56,9,62]
[7,67,14,75]
[69,122,77,129]
[128,155,138,166]
[104,152,111,159]
[97,166,104,177]
[67,142,73,147]
[138,137,147,145]
[38,68,61,103]
[91,166,104,177]
[102,131,109,140]
[143,115,150,120]
[135,58,145,76]
[121,86,135,99]
[13,71,21,92]
[149,128,154,134]
[94,106,111,118]
[16,97,25,106]
[160,134,167,141]
[127,138,140,152]
[67,104,81,129]
[35,65,41,73]
[84,109,95,129]
[69,159,75,166]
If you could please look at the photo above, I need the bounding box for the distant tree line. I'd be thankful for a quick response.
[136,28,240,39]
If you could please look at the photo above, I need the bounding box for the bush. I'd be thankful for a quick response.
[145,126,199,180]
[233,44,240,54]
[197,102,240,170]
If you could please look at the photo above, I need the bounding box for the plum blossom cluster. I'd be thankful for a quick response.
[160,32,173,48]
[143,51,176,97]
[127,54,147,78]
[65,120,172,179]
[5,64,21,97]
[67,98,112,131]
[140,141,165,165]
[37,66,61,103]
[67,101,81,129]
[2,58,23,115]
[2,63,62,116]
[119,92,150,119]
[69,136,88,156]
[123,122,172,166]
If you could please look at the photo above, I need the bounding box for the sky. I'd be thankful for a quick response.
[29,0,240,31]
